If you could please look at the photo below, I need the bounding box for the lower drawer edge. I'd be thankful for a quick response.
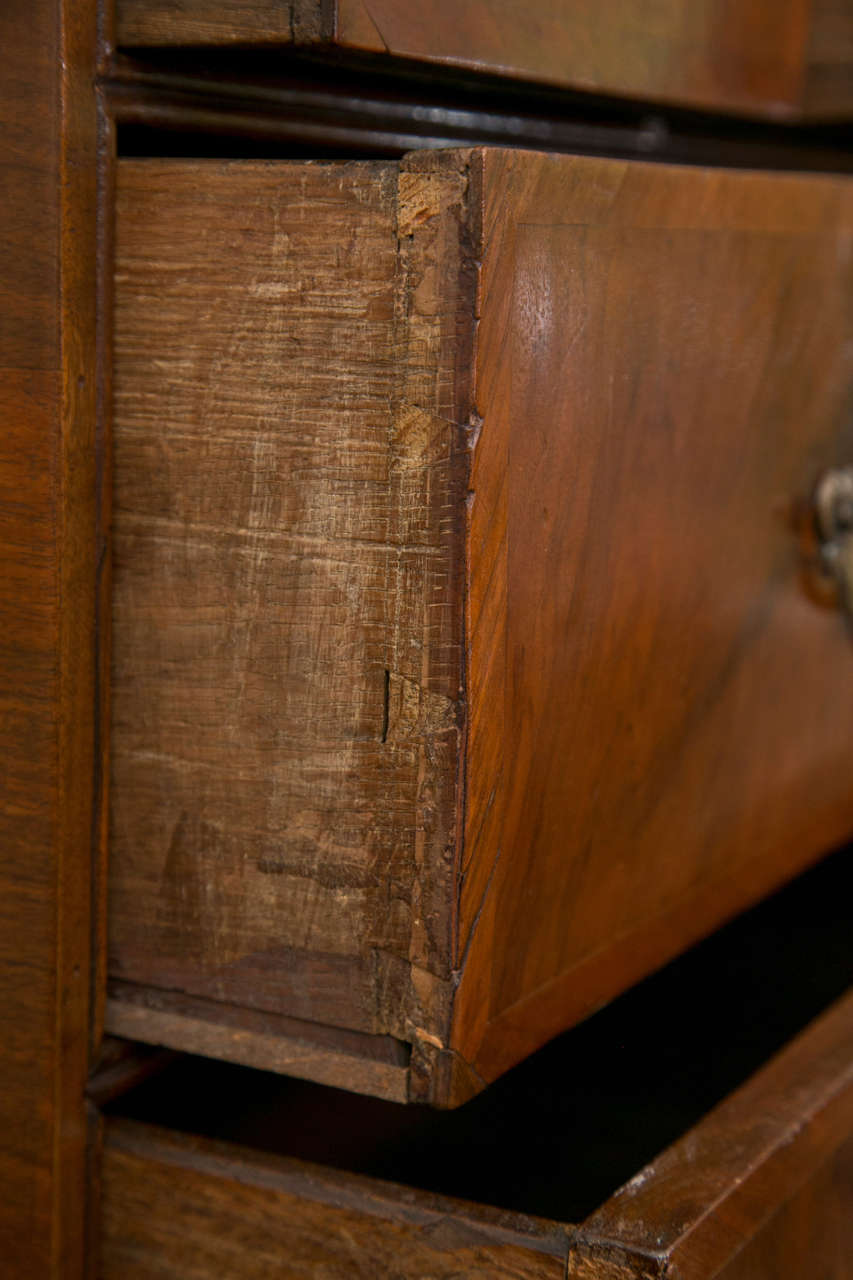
[98,985,853,1279]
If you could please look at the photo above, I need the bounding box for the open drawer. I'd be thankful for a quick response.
[99,855,853,1278]
[109,147,853,1106]
[97,1006,853,1277]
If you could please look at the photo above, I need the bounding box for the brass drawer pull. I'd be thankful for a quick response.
[813,467,853,619]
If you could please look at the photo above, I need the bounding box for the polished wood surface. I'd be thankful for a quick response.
[713,1142,853,1280]
[335,0,813,117]
[0,0,101,1272]
[113,0,853,120]
[111,149,853,1103]
[454,149,853,1085]
[568,988,853,1276]
[100,1121,569,1279]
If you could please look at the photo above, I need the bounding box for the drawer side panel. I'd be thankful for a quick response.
[109,158,470,1069]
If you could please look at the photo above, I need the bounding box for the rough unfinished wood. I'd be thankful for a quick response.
[111,150,853,1104]
[110,157,474,1100]
[0,0,101,1273]
[568,988,853,1277]
[100,1120,571,1279]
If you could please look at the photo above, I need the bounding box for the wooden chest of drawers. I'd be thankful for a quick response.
[3,1,853,1273]
[108,147,853,1106]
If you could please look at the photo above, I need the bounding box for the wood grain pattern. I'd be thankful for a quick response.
[712,1141,853,1280]
[99,1120,570,1279]
[112,0,853,121]
[99,988,853,1277]
[335,0,813,117]
[116,0,324,45]
[454,149,853,1085]
[110,158,475,1097]
[0,0,101,1273]
[104,983,411,1101]
[568,988,853,1277]
[805,0,853,116]
[111,150,853,1104]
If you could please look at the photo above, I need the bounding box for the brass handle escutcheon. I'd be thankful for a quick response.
[813,467,853,620]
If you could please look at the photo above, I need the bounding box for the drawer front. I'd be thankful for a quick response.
[99,1124,570,1279]
[458,149,853,1088]
[99,990,853,1278]
[114,0,852,121]
[711,1146,853,1280]
[110,151,853,1105]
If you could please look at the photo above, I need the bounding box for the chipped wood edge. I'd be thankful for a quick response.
[291,0,332,41]
[108,152,484,1108]
[387,149,484,1106]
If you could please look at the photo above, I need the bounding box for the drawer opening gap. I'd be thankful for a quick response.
[102,838,853,1224]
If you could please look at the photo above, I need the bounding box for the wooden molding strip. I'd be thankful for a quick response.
[106,984,411,1102]
[102,1117,573,1278]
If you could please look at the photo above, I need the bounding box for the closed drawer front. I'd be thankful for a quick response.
[99,986,853,1278]
[109,148,853,1105]
[114,0,853,121]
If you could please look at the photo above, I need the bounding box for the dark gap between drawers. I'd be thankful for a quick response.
[104,839,853,1223]
[117,126,387,160]
[107,50,853,170]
